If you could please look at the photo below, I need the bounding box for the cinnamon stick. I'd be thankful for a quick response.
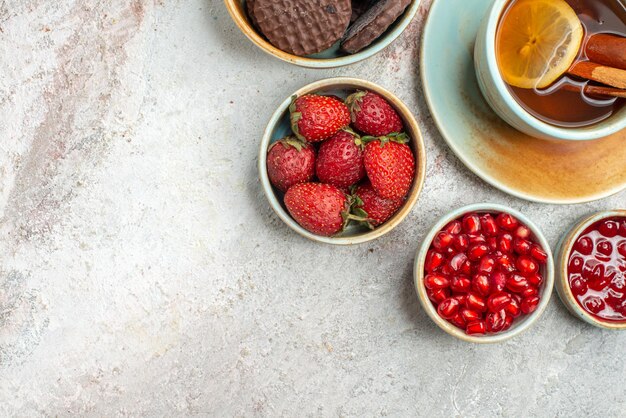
[584,85,626,99]
[568,62,626,90]
[561,83,626,99]
[586,34,626,71]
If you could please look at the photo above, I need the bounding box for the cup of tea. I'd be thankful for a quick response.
[474,0,626,141]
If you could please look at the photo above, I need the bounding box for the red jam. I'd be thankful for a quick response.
[567,217,626,322]
[424,212,548,336]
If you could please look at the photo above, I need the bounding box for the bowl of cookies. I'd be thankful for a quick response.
[224,0,420,68]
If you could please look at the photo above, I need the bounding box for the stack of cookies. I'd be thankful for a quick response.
[246,0,412,56]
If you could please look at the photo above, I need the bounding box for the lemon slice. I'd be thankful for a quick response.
[496,0,584,89]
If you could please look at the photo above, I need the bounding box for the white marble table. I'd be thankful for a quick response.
[1,0,625,416]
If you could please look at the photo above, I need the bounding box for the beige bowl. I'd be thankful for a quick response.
[414,203,554,343]
[259,77,426,245]
[555,209,626,330]
[224,0,421,68]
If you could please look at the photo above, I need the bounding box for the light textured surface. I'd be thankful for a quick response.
[0,0,625,416]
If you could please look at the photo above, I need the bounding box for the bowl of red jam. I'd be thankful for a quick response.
[414,203,555,343]
[556,210,626,330]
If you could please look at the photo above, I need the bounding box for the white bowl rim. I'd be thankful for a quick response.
[413,202,555,343]
[258,77,426,245]
[482,0,626,141]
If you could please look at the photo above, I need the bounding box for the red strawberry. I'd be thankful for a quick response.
[290,94,350,142]
[284,183,350,236]
[316,129,365,189]
[353,180,404,227]
[266,136,316,192]
[346,90,403,136]
[363,133,415,200]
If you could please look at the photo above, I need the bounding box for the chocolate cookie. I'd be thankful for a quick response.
[246,0,260,29]
[350,0,378,23]
[341,0,411,54]
[254,0,352,56]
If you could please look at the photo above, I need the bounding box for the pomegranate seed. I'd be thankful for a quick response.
[496,253,515,272]
[449,253,468,272]
[582,259,604,282]
[453,234,469,251]
[605,266,619,282]
[466,292,487,312]
[511,293,522,304]
[617,240,626,258]
[520,295,540,314]
[461,260,472,275]
[478,256,496,273]
[513,238,531,255]
[450,275,471,293]
[440,264,453,275]
[582,296,605,314]
[530,245,548,264]
[490,271,507,293]
[462,213,481,234]
[598,220,619,238]
[425,250,444,272]
[574,236,593,255]
[588,276,609,292]
[468,244,489,261]
[465,320,486,335]
[444,220,462,235]
[501,314,514,331]
[514,225,531,240]
[606,289,625,311]
[520,286,539,298]
[487,292,512,312]
[504,298,521,318]
[568,255,584,274]
[498,233,513,252]
[527,273,543,287]
[506,273,529,293]
[569,274,588,296]
[460,308,481,323]
[453,294,467,306]
[496,213,518,231]
[428,288,450,304]
[432,231,454,251]
[480,214,498,236]
[437,297,460,319]
[472,274,491,297]
[595,239,613,261]
[424,274,450,290]
[486,309,507,332]
[619,219,626,236]
[487,237,498,251]
[516,256,539,276]
[450,313,467,329]
[468,234,486,245]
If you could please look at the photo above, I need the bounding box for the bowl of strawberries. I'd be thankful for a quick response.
[259,77,426,244]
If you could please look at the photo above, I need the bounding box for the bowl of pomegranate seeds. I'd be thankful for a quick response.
[556,210,626,330]
[259,77,426,245]
[414,203,555,343]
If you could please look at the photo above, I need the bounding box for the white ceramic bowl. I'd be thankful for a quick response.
[259,77,427,245]
[474,0,626,141]
[414,203,555,343]
[555,209,626,330]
